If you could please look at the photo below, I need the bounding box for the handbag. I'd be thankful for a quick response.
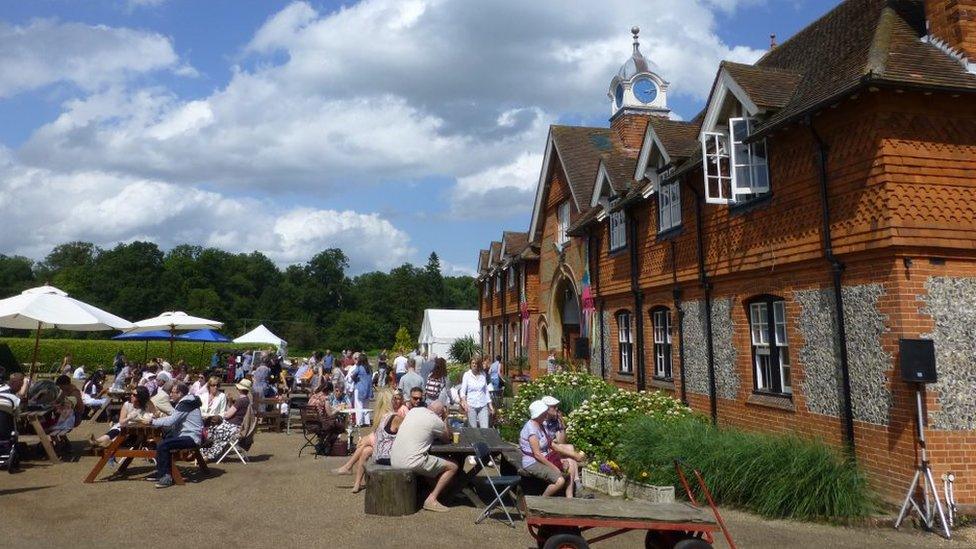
[545,450,564,470]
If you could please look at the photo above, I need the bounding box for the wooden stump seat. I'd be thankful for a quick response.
[364,461,419,516]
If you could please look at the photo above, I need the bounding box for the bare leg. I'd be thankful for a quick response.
[424,461,459,509]
[334,433,375,473]
[543,476,566,497]
[351,447,374,493]
[553,442,585,462]
[563,459,578,498]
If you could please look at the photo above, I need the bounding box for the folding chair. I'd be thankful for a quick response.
[472,441,522,527]
[286,395,308,435]
[217,401,257,465]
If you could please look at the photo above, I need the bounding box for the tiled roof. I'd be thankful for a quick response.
[502,231,529,258]
[754,0,976,132]
[567,205,603,237]
[721,61,802,110]
[646,116,701,161]
[488,241,502,267]
[601,153,638,194]
[550,125,614,212]
[477,249,489,274]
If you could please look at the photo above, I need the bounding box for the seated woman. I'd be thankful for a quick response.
[82,371,109,412]
[90,386,155,448]
[331,389,396,476]
[307,381,336,417]
[200,379,252,461]
[519,400,573,498]
[351,399,403,493]
[200,376,227,418]
[328,383,350,409]
[540,396,586,462]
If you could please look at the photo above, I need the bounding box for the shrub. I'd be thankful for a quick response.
[447,363,466,385]
[502,371,615,425]
[448,335,481,365]
[0,336,250,372]
[565,389,692,462]
[615,416,876,521]
[393,326,413,353]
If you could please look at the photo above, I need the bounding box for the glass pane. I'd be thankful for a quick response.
[731,118,750,144]
[670,185,681,225]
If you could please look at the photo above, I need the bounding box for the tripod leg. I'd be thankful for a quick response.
[895,469,922,529]
[924,467,951,539]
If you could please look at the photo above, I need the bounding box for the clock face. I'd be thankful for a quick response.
[633,77,657,104]
[614,84,624,107]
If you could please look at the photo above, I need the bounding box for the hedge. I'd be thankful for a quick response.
[0,337,260,373]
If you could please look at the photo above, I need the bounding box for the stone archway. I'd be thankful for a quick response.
[550,274,581,361]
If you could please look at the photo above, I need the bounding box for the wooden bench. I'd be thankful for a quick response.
[252,395,282,432]
[364,461,419,516]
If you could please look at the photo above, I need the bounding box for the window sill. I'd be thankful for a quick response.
[729,193,772,217]
[608,245,628,258]
[616,371,634,377]
[656,225,682,242]
[649,377,675,391]
[747,392,795,412]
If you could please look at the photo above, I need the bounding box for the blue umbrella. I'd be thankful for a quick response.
[178,329,230,343]
[112,330,173,361]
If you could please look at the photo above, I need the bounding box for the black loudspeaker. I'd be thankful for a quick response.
[899,338,937,383]
[574,337,590,360]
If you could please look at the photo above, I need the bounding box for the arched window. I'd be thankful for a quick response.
[650,306,673,380]
[747,296,791,395]
[616,310,633,374]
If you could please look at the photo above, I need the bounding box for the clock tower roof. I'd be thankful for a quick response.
[614,26,659,83]
[607,27,669,119]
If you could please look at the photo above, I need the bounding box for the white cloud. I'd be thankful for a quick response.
[0,19,184,98]
[127,0,169,8]
[0,149,413,273]
[450,151,544,218]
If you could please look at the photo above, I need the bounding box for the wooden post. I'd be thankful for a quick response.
[28,320,42,379]
[364,462,419,516]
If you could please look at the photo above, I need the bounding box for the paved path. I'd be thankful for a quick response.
[0,420,971,548]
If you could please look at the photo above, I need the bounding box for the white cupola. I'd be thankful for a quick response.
[608,27,670,118]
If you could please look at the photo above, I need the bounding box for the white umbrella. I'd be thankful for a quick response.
[0,285,133,377]
[126,311,223,360]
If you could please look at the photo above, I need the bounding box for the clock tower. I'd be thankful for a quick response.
[608,27,670,120]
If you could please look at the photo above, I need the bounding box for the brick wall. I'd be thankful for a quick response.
[925,0,976,59]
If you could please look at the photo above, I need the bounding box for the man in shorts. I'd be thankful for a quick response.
[390,400,457,512]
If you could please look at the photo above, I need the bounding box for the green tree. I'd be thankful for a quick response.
[425,251,445,307]
[0,255,35,297]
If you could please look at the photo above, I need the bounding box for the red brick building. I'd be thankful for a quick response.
[477,0,976,505]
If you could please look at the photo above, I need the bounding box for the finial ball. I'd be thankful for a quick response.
[631,26,640,36]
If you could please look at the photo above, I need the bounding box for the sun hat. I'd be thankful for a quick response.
[529,400,549,420]
[236,379,253,392]
[541,395,559,407]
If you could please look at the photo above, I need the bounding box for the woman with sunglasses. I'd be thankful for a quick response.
[200,376,227,418]
[89,386,155,449]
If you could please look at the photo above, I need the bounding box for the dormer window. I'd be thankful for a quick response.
[494,274,501,293]
[703,117,770,204]
[556,201,571,247]
[507,266,515,289]
[609,210,627,251]
[483,281,489,298]
[659,179,681,232]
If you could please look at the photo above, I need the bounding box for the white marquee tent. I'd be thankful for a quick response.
[234,324,287,355]
[418,309,479,358]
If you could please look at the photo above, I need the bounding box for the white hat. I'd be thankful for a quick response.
[529,400,549,420]
[541,396,559,407]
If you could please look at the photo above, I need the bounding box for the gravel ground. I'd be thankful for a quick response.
[0,419,972,549]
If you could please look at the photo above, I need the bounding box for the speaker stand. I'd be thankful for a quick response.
[894,385,950,539]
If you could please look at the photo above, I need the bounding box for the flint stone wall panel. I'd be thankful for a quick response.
[920,277,976,431]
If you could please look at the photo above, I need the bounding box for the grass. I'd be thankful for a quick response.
[616,416,876,521]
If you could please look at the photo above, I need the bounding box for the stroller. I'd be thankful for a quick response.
[0,394,18,472]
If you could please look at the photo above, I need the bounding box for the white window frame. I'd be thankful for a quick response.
[749,299,791,394]
[617,311,633,374]
[483,281,489,298]
[609,210,627,251]
[702,131,732,204]
[729,117,770,199]
[659,180,681,232]
[652,308,672,379]
[507,265,515,289]
[556,201,571,248]
[494,274,501,293]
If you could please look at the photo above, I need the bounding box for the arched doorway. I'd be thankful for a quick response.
[551,276,581,361]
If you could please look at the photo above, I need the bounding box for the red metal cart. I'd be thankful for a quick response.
[524,461,736,549]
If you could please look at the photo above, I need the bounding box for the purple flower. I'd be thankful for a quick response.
[599,463,612,474]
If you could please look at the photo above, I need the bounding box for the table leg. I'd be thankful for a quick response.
[29,418,59,462]
[84,435,125,483]
[193,449,210,474]
[171,459,185,485]
[114,456,134,476]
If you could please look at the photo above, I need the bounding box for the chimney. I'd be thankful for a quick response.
[925,0,976,61]
[610,113,651,153]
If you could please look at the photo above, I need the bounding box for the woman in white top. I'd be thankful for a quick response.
[459,357,493,428]
[200,375,227,418]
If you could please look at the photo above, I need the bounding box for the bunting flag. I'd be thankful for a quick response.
[580,270,595,337]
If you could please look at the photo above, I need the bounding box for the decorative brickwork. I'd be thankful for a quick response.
[920,276,976,431]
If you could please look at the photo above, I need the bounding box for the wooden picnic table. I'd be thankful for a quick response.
[84,425,208,484]
[429,427,519,508]
[17,406,59,462]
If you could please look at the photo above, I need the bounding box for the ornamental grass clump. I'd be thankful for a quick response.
[616,417,876,521]
[503,371,615,424]
[565,389,692,462]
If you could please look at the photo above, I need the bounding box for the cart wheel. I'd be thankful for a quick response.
[644,531,680,549]
[543,533,589,549]
[673,539,712,549]
[537,527,583,549]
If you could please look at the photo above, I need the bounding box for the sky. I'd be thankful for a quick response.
[0,0,835,276]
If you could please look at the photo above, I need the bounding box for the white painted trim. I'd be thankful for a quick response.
[528,130,584,240]
[591,161,613,208]
[923,35,976,75]
[634,123,672,183]
[701,68,760,136]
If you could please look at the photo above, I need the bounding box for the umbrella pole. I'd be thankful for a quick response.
[169,329,175,363]
[144,340,149,362]
[28,320,42,380]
